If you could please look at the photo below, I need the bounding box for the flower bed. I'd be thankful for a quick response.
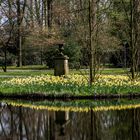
[0,74,140,96]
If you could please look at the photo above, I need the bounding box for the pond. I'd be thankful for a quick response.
[0,99,140,140]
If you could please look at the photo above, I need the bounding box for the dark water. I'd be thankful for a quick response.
[0,102,140,140]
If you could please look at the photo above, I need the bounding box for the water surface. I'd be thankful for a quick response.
[0,99,140,140]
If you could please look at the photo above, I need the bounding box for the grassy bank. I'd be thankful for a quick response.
[0,73,140,96]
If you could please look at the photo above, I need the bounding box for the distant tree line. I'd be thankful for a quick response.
[0,0,139,79]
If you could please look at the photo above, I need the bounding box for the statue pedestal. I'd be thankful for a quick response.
[54,55,69,76]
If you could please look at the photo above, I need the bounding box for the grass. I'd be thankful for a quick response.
[0,67,126,77]
[0,70,53,76]
[0,71,140,96]
[5,65,48,70]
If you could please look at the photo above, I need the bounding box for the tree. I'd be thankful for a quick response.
[129,0,140,79]
[16,0,27,67]
[109,0,140,79]
[0,0,17,71]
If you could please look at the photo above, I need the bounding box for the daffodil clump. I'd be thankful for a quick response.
[2,74,88,86]
[0,74,140,95]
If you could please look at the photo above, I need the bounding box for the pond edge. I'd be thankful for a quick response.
[0,93,140,100]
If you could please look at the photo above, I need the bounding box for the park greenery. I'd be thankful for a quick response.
[0,0,140,97]
[0,70,140,96]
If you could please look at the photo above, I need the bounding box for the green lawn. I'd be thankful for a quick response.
[0,67,139,97]
[0,67,126,77]
[5,65,48,70]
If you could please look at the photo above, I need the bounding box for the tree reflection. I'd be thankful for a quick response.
[0,103,140,140]
[131,109,140,140]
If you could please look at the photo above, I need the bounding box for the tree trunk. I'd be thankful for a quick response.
[30,0,34,28]
[47,0,53,28]
[89,0,93,85]
[17,0,22,67]
[2,45,7,72]
[130,0,140,79]
[89,0,96,85]
[43,0,47,27]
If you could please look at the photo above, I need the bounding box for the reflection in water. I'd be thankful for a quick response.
[55,111,69,137]
[0,103,140,140]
